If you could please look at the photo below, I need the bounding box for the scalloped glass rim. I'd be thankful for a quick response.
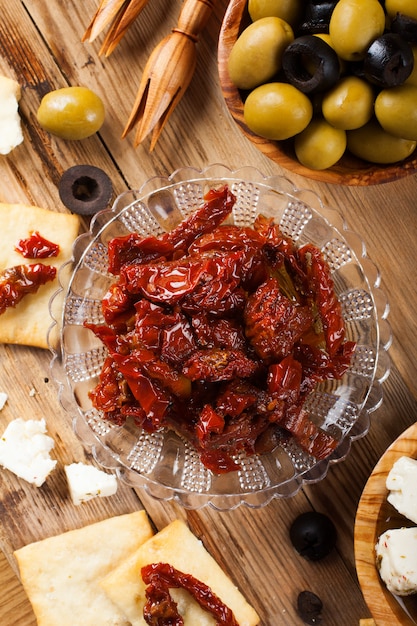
[48,164,391,510]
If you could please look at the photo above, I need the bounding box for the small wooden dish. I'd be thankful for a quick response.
[354,422,417,625]
[218,0,417,185]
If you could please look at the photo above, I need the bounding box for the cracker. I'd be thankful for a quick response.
[100,519,260,626]
[14,510,154,626]
[0,203,79,348]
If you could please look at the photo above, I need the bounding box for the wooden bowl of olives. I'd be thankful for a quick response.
[218,0,417,185]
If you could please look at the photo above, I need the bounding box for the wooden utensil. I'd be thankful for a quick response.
[122,0,215,150]
[83,0,149,56]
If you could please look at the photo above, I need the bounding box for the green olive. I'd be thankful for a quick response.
[322,76,375,130]
[243,82,313,140]
[37,86,105,140]
[385,0,417,20]
[375,84,417,140]
[329,0,385,61]
[294,118,347,170]
[347,118,416,163]
[228,17,294,90]
[248,0,303,26]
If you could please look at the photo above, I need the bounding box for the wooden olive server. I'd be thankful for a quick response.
[122,0,216,149]
[83,0,150,56]
[84,0,216,149]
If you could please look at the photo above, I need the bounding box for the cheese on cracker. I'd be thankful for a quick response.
[100,519,260,626]
[0,203,79,348]
[14,511,154,626]
[0,76,23,154]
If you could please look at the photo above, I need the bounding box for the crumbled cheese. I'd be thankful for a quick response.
[0,76,24,154]
[0,392,8,410]
[386,456,417,524]
[376,527,417,596]
[64,462,118,506]
[0,418,56,486]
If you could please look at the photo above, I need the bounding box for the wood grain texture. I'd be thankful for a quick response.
[217,0,417,186]
[0,551,36,626]
[0,1,416,625]
[355,422,417,626]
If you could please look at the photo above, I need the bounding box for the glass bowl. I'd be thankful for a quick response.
[48,164,391,510]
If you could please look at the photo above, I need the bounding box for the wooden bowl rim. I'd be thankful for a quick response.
[354,422,417,625]
[217,0,417,186]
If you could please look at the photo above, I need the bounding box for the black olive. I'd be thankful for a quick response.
[298,1,338,35]
[297,590,323,625]
[391,12,417,43]
[282,35,340,94]
[59,165,113,215]
[363,33,414,87]
[289,511,337,561]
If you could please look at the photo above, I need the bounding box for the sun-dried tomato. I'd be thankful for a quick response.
[191,313,246,351]
[107,234,174,275]
[0,263,57,315]
[196,404,225,441]
[88,355,131,422]
[121,251,247,316]
[128,349,192,399]
[196,409,271,463]
[15,231,60,258]
[179,251,246,316]
[160,320,196,366]
[188,224,268,290]
[298,243,346,357]
[122,256,212,302]
[183,348,259,382]
[294,341,356,395]
[142,562,239,626]
[114,362,172,429]
[102,282,135,328]
[244,277,313,362]
[281,405,338,460]
[108,186,235,276]
[162,185,236,254]
[215,380,258,418]
[267,355,302,405]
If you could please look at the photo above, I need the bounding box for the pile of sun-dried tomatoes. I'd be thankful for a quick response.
[86,185,355,473]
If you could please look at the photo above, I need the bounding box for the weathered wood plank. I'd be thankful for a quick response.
[0,1,416,625]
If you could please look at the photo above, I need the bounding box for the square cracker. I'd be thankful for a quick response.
[14,510,154,626]
[100,519,260,626]
[0,202,79,348]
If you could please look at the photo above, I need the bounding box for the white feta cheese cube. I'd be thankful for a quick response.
[376,527,417,596]
[0,418,56,486]
[386,456,417,524]
[0,76,24,154]
[0,392,8,410]
[65,462,118,506]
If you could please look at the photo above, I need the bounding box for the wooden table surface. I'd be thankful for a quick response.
[1,2,417,625]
